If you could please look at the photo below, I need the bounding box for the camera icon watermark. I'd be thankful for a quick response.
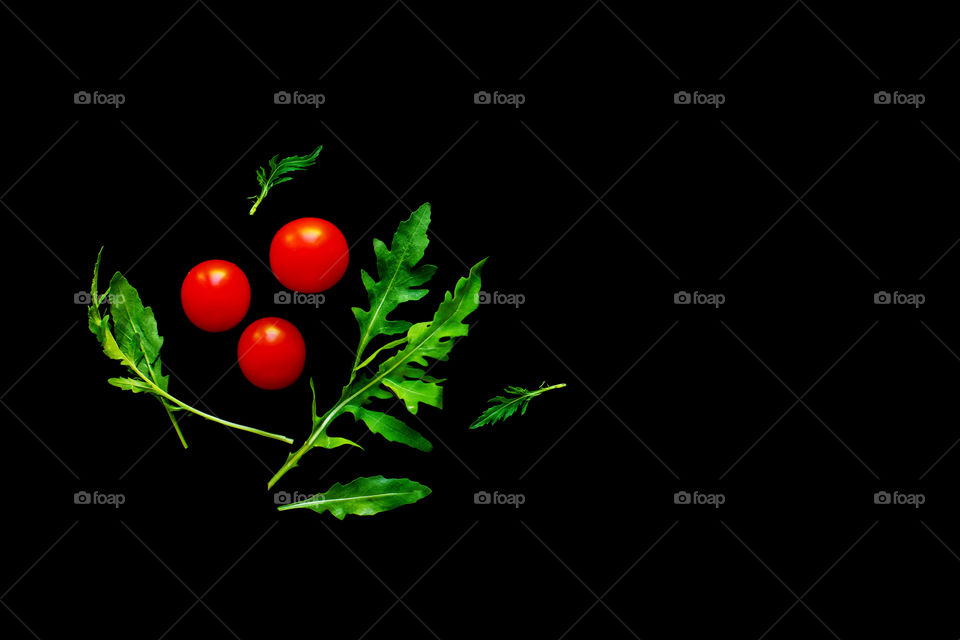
[673,490,725,508]
[873,90,925,108]
[74,290,125,305]
[473,490,525,508]
[674,290,725,308]
[274,90,325,108]
[475,290,525,308]
[673,90,725,108]
[873,490,924,508]
[873,290,925,308]
[73,90,125,108]
[473,90,525,108]
[273,491,312,505]
[74,490,126,508]
[274,290,325,307]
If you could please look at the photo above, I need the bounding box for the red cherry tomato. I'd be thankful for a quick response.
[270,217,349,293]
[181,260,251,332]
[237,318,306,390]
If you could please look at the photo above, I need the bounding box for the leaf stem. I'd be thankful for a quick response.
[162,395,294,444]
[269,273,481,488]
[120,349,293,444]
[163,402,189,449]
[139,341,188,448]
[248,185,269,215]
[267,394,347,488]
[537,383,567,394]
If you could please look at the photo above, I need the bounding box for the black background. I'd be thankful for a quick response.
[3,1,960,638]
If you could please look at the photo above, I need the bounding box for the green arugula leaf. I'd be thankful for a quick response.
[108,377,161,394]
[344,405,433,452]
[469,382,567,429]
[87,250,294,447]
[351,257,485,415]
[277,476,431,519]
[267,206,485,489]
[107,272,184,437]
[248,145,322,215]
[351,203,437,369]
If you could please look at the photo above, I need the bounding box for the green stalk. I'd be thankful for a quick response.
[534,383,566,394]
[120,350,293,444]
[268,293,473,488]
[248,186,268,215]
[248,165,278,215]
[138,341,188,448]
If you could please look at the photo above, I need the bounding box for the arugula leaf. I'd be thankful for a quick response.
[351,258,485,416]
[469,382,567,429]
[88,251,186,447]
[351,203,437,370]
[277,476,431,519]
[87,249,295,446]
[344,405,433,452]
[267,206,485,489]
[248,145,322,215]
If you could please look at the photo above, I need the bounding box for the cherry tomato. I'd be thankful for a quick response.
[181,259,251,332]
[237,317,306,390]
[270,217,349,293]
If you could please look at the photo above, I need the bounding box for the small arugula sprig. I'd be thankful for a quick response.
[469,382,567,429]
[248,145,322,215]
[268,203,486,490]
[87,249,294,447]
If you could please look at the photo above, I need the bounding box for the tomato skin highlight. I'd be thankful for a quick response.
[270,217,349,293]
[237,317,306,390]
[181,260,251,332]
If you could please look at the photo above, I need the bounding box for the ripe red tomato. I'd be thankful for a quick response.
[237,317,306,390]
[181,259,251,332]
[270,217,349,293]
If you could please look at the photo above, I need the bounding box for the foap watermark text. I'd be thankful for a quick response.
[474,90,525,108]
[674,90,725,108]
[874,291,925,308]
[74,490,126,508]
[274,90,326,107]
[476,290,525,308]
[274,291,325,307]
[474,490,525,508]
[874,490,924,508]
[874,91,925,108]
[74,91,125,108]
[674,490,725,508]
[674,290,725,308]
[74,290,125,305]
[273,491,314,505]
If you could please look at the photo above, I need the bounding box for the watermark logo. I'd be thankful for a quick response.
[74,291,125,305]
[274,90,326,107]
[673,490,725,508]
[74,90,126,108]
[873,91,925,108]
[873,291,925,308]
[74,490,126,508]
[476,290,525,308]
[273,491,314,505]
[274,290,325,307]
[474,90,525,108]
[674,90,725,108]
[874,490,924,508]
[674,290,725,308]
[474,490,525,508]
